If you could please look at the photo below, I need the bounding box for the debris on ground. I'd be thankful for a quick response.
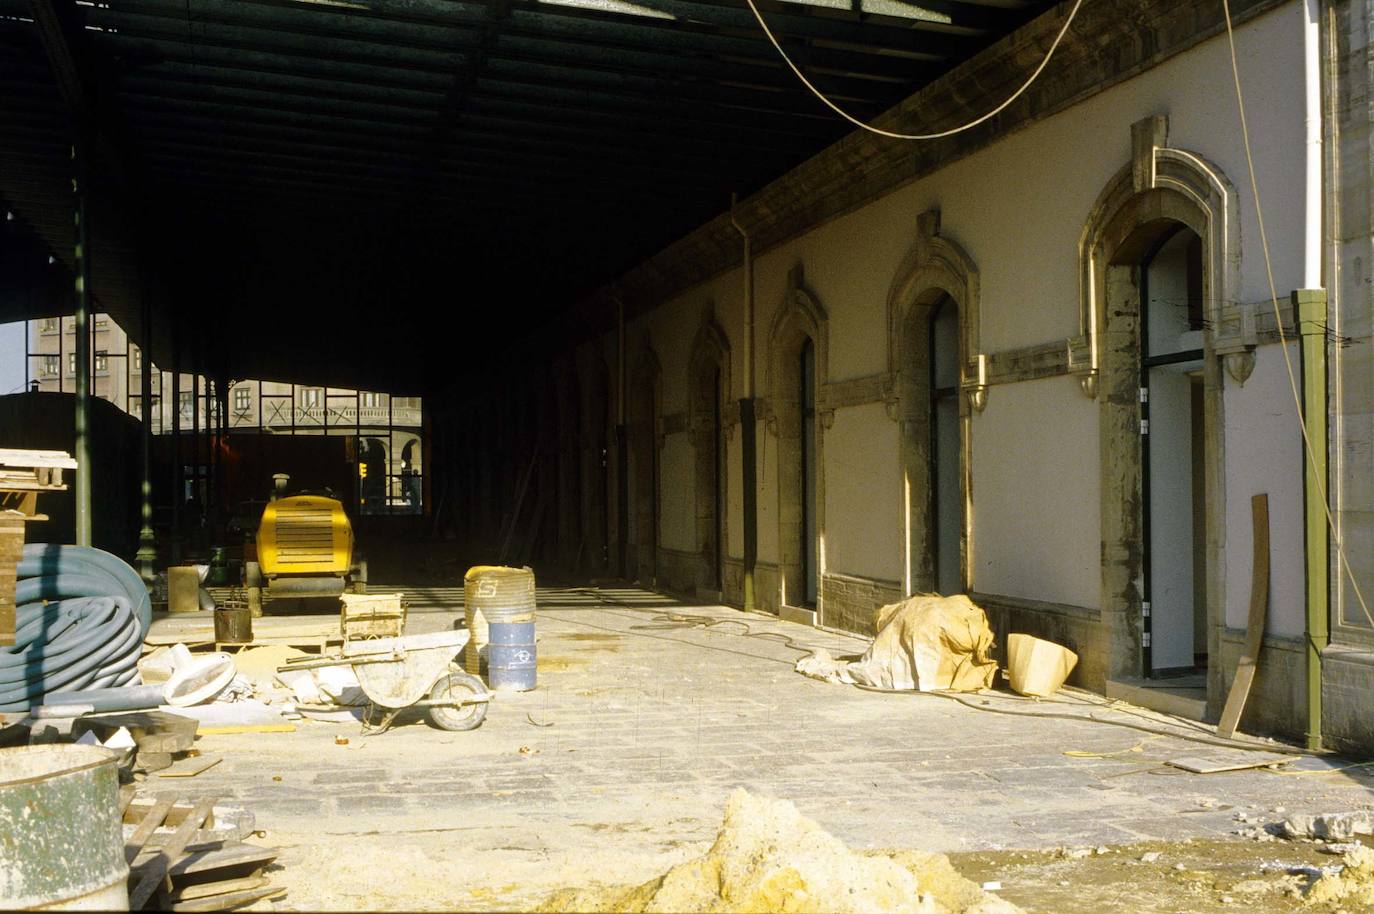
[539,789,1021,913]
[1284,811,1374,841]
[796,594,997,692]
[1304,844,1374,906]
[123,792,285,910]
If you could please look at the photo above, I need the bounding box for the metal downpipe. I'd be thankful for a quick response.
[731,195,758,612]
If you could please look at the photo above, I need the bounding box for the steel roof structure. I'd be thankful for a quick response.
[0,0,1050,390]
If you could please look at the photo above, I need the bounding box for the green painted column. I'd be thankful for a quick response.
[740,396,757,612]
[135,296,156,581]
[1295,288,1329,751]
[71,146,91,548]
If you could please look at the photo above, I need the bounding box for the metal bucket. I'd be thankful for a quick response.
[0,745,129,910]
[487,620,536,692]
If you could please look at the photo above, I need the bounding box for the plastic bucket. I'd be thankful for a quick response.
[0,745,129,910]
[488,620,536,692]
[1005,633,1078,697]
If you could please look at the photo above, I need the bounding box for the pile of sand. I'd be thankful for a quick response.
[1306,844,1374,907]
[541,790,1021,914]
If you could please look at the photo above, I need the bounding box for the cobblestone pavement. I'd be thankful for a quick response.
[167,585,1374,910]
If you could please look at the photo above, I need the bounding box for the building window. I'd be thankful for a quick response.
[93,315,108,329]
[132,348,142,370]
[233,386,251,412]
[42,355,58,377]
[178,391,193,421]
[94,352,108,373]
[39,318,58,333]
[301,388,321,409]
[67,352,75,375]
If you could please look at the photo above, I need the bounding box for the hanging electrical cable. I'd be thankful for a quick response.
[742,0,1085,141]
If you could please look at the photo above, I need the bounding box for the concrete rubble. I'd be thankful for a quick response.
[540,789,1021,914]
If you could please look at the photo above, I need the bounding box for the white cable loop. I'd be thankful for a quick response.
[743,0,1085,141]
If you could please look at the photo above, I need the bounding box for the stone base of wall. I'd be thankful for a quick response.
[654,547,698,596]
[820,572,903,637]
[1214,628,1304,742]
[973,593,1109,691]
[1322,644,1374,755]
[720,559,780,613]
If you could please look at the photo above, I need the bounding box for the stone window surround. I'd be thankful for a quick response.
[1080,115,1236,688]
[687,306,732,598]
[884,208,979,598]
[764,263,829,620]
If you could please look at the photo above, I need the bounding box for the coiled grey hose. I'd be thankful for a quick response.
[0,545,151,712]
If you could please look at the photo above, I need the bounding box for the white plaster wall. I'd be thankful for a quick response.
[614,2,1306,624]
[822,402,902,581]
[657,431,695,553]
[1224,344,1305,637]
[642,300,699,416]
[971,376,1101,607]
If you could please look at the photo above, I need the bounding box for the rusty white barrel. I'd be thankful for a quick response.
[0,745,128,910]
[463,566,535,676]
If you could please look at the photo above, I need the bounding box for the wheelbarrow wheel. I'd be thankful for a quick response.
[428,671,489,731]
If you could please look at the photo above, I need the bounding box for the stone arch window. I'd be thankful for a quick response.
[1076,115,1235,687]
[885,209,979,596]
[629,342,662,584]
[767,264,827,613]
[687,309,732,596]
[1072,115,1246,396]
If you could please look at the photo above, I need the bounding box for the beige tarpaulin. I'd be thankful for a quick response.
[797,594,998,692]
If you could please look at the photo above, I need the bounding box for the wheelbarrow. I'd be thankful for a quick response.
[278,630,492,733]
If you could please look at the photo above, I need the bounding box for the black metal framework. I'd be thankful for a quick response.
[0,0,1053,394]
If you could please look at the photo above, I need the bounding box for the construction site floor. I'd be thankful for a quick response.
[163,585,1374,911]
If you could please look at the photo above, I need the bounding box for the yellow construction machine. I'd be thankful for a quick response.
[244,474,366,615]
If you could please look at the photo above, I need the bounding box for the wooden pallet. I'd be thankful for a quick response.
[147,610,344,652]
[122,795,283,911]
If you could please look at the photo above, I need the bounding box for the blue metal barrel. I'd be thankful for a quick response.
[487,619,536,692]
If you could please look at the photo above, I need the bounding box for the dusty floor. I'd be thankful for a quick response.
[153,584,1374,911]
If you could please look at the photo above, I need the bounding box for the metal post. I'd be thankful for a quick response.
[615,296,629,578]
[191,370,200,553]
[72,145,92,547]
[135,298,156,580]
[208,378,219,538]
[170,345,181,563]
[731,195,758,611]
[1296,288,1329,751]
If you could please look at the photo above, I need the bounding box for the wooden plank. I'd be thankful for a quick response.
[165,883,286,912]
[1166,752,1291,774]
[128,797,216,910]
[170,841,278,877]
[157,756,222,778]
[196,722,296,735]
[146,611,342,647]
[1217,494,1270,739]
[166,873,268,902]
[125,797,176,865]
[0,448,78,468]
